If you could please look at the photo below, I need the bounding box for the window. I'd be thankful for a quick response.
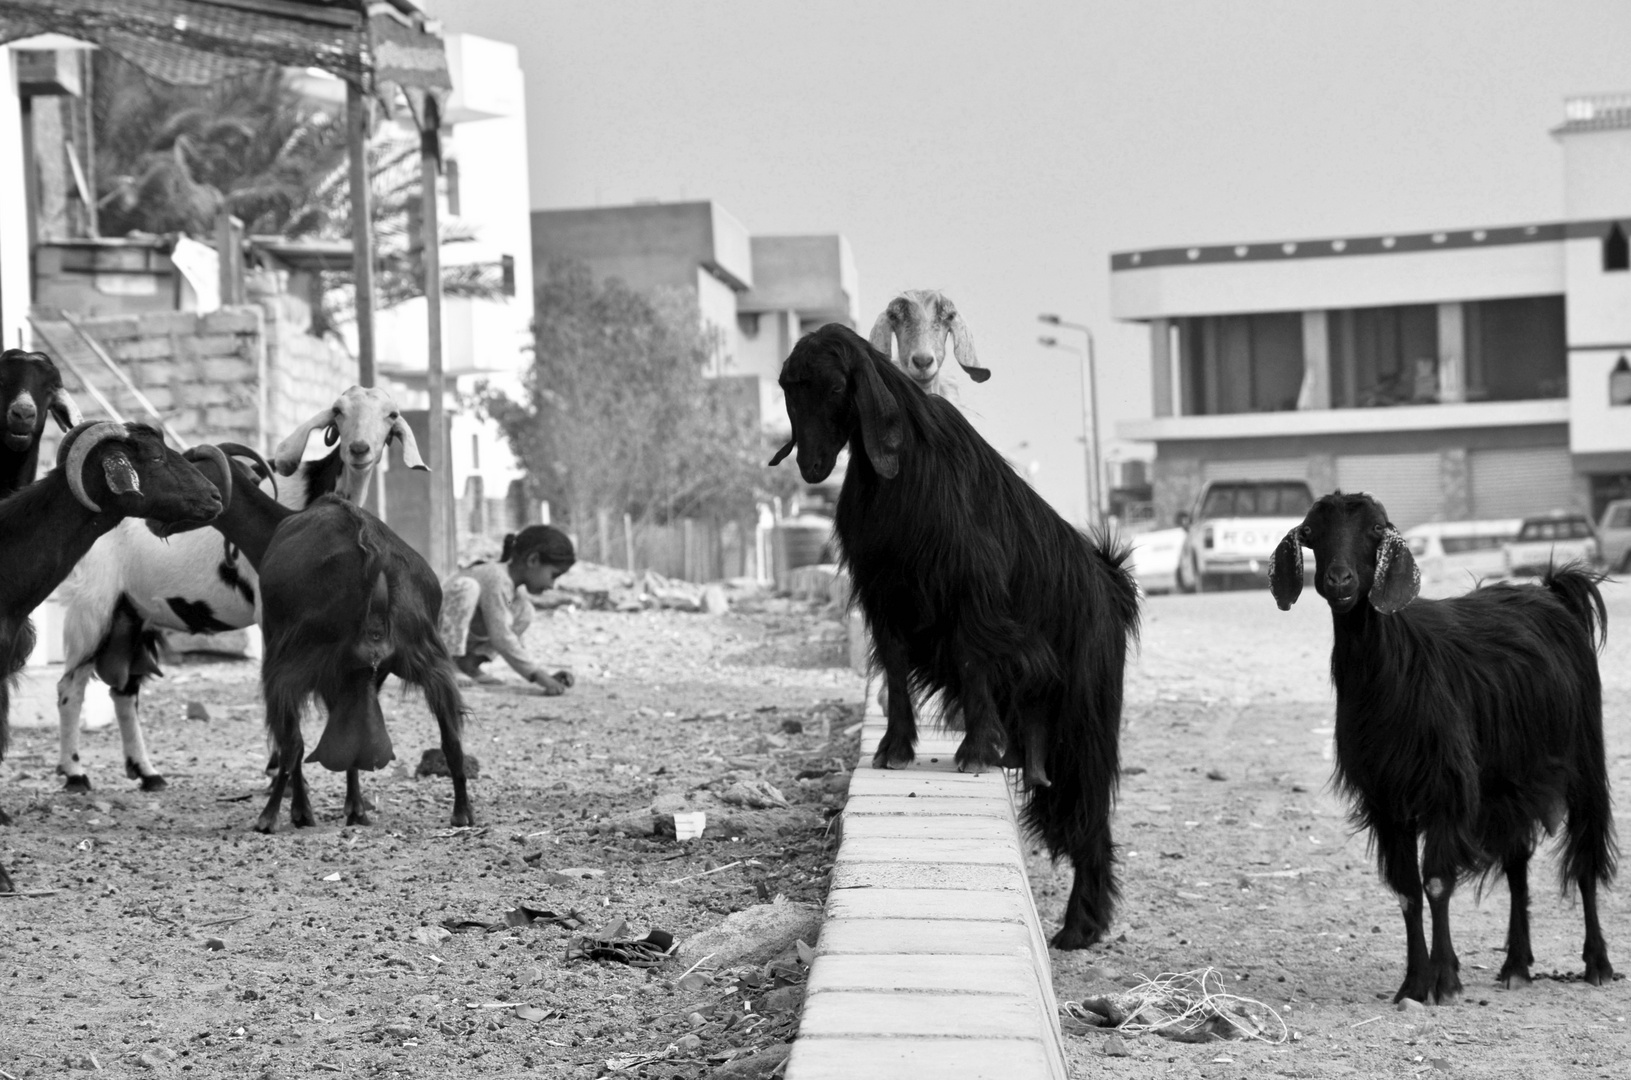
[1177,312,1304,415]
[1326,304,1438,407]
[1464,296,1566,400]
[1605,223,1628,272]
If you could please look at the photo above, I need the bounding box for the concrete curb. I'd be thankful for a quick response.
[787,684,1067,1080]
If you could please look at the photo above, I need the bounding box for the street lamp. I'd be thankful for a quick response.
[1038,313,1104,530]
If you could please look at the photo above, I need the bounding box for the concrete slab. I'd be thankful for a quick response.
[805,952,1042,996]
[816,917,1034,957]
[824,887,1034,924]
[787,1038,1062,1080]
[798,989,1047,1040]
[829,861,1029,892]
[841,815,1017,842]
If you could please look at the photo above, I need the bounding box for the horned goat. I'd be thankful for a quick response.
[52,387,427,791]
[0,422,225,892]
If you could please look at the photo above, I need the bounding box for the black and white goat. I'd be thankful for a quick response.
[0,422,225,892]
[770,324,1139,949]
[52,386,427,791]
[867,289,989,400]
[1271,491,1616,1002]
[1,348,82,497]
[252,495,472,833]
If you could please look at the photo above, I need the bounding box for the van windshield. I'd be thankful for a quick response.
[1200,483,1314,518]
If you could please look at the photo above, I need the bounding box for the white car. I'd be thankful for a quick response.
[1404,519,1521,592]
[1127,526,1187,596]
[1177,480,1315,592]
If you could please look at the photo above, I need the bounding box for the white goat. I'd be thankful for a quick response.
[53,386,428,791]
[868,289,989,400]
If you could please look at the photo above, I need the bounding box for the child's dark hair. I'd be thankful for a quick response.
[501,525,575,569]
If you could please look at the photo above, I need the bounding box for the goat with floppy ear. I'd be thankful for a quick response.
[867,289,989,400]
[772,322,1140,950]
[1272,490,1615,1003]
[272,385,428,500]
[1,348,82,497]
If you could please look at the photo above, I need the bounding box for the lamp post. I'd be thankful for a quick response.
[1038,314,1103,530]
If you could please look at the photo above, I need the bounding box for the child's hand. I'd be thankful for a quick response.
[529,671,568,695]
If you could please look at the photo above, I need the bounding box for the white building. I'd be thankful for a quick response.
[1111,93,1631,533]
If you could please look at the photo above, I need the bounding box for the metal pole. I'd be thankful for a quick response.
[1086,330,1104,530]
[347,80,376,390]
[421,95,449,580]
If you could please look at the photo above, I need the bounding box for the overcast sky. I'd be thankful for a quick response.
[420,0,1631,524]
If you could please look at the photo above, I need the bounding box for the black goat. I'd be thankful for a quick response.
[1271,491,1616,1003]
[770,324,1140,949]
[0,422,225,891]
[1,348,81,497]
[251,494,472,833]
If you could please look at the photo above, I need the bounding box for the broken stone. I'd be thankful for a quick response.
[676,899,822,967]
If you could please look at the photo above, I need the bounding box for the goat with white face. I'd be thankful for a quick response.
[868,289,989,399]
[53,386,428,792]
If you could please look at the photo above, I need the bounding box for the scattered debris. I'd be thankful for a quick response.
[676,898,822,968]
[565,917,675,967]
[1063,967,1288,1044]
[415,748,481,779]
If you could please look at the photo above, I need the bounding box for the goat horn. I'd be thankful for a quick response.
[215,441,279,498]
[47,386,82,430]
[185,444,233,515]
[60,420,128,512]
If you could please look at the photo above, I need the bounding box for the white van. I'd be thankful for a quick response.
[1403,519,1522,592]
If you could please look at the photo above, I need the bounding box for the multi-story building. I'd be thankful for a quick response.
[531,200,858,432]
[1112,93,1631,533]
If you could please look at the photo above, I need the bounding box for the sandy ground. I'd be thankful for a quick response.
[0,595,865,1079]
[1035,580,1631,1079]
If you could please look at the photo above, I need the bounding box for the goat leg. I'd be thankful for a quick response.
[953,666,1004,775]
[1419,860,1463,1004]
[412,659,476,827]
[113,689,166,791]
[1580,874,1614,986]
[1378,820,1434,1003]
[870,630,917,769]
[1498,849,1534,989]
[343,768,370,827]
[0,858,13,894]
[255,754,295,834]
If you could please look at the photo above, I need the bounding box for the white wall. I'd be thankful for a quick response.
[1112,242,1564,320]
[1560,127,1631,221]
[0,49,31,350]
[697,267,741,373]
[1569,348,1631,453]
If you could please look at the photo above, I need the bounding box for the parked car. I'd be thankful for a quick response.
[1403,518,1521,591]
[1597,498,1631,572]
[1176,479,1315,592]
[1503,511,1601,577]
[1127,526,1187,596]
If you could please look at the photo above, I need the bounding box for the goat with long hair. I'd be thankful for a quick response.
[770,323,1139,949]
[1271,491,1616,1002]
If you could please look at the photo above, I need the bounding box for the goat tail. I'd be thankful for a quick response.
[1544,562,1608,652]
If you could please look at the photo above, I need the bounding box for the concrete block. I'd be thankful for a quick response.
[830,861,1030,892]
[817,918,1034,957]
[841,815,1017,842]
[843,794,1014,819]
[798,990,1046,1040]
[846,771,1007,799]
[836,836,1025,867]
[202,308,260,334]
[787,1037,1059,1080]
[805,952,1042,997]
[825,888,1034,925]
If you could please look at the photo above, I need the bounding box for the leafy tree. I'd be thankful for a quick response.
[479,259,797,536]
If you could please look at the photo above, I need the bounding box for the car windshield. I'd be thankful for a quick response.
[1609,506,1631,529]
[1199,483,1314,518]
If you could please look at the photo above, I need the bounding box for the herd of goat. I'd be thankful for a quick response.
[0,288,1622,1006]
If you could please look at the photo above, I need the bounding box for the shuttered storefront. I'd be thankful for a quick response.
[1469,447,1575,519]
[1334,453,1442,529]
[1201,457,1311,483]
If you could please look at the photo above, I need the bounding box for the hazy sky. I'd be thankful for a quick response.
[420,0,1631,524]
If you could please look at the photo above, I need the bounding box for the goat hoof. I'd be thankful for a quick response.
[1498,971,1531,990]
[345,811,373,827]
[62,775,92,794]
[1049,922,1104,951]
[253,816,278,835]
[1585,956,1615,987]
[138,774,168,792]
[450,806,475,828]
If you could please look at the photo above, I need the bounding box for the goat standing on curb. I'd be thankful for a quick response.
[868,289,989,401]
[770,324,1140,949]
[1271,491,1617,1003]
[0,422,225,892]
[52,386,427,792]
[252,495,472,833]
[1,348,81,497]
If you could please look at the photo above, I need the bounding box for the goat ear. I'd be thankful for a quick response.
[767,438,795,467]
[867,308,894,358]
[946,308,990,383]
[1269,526,1304,610]
[389,415,429,471]
[102,451,141,497]
[272,406,335,476]
[854,353,902,479]
[47,387,81,431]
[1370,526,1419,614]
